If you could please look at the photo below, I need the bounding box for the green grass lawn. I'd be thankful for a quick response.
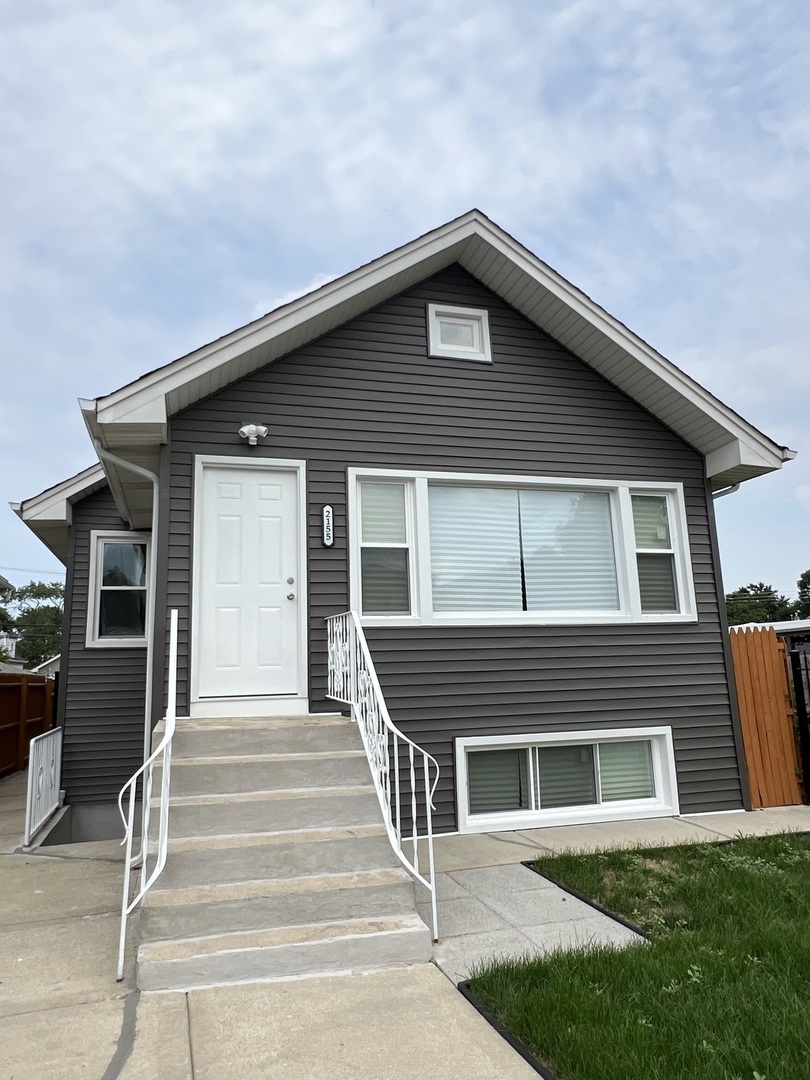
[468,833,810,1080]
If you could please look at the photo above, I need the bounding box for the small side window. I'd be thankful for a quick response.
[87,532,149,647]
[427,303,491,363]
[358,483,412,615]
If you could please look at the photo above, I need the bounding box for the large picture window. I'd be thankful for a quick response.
[456,728,679,832]
[86,532,150,647]
[349,470,696,626]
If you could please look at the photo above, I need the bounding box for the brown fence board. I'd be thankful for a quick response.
[0,674,54,778]
[729,627,803,808]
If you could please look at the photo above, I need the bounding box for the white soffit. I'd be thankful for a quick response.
[88,210,791,484]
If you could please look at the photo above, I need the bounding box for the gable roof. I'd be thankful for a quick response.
[11,464,107,563]
[38,211,798,531]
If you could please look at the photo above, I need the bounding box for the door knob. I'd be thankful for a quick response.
[287,593,295,600]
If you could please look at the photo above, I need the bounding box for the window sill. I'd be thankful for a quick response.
[460,801,679,834]
[85,638,148,649]
[359,612,698,629]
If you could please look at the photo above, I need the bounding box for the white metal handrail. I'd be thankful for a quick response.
[116,609,178,981]
[24,726,63,846]
[326,610,439,941]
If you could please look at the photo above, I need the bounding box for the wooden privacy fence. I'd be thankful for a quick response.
[0,673,54,779]
[729,626,804,808]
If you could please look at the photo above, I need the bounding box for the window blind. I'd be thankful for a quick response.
[467,748,530,814]
[361,483,407,543]
[429,486,523,610]
[599,741,654,801]
[535,744,597,808]
[520,490,618,610]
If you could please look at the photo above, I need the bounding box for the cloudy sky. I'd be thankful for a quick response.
[2,0,808,600]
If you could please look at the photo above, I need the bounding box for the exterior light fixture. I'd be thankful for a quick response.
[238,423,268,446]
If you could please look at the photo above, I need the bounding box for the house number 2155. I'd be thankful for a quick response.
[322,505,334,547]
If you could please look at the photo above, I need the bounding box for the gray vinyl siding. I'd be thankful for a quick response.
[60,486,146,803]
[166,264,742,831]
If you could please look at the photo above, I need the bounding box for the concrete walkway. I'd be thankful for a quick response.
[3,767,809,1079]
[422,806,810,982]
[0,770,537,1080]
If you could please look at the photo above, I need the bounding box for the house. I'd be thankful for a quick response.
[31,654,61,676]
[13,210,793,844]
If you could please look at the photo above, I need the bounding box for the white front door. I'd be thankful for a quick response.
[196,462,302,698]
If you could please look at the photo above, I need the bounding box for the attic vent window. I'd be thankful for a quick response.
[428,303,491,363]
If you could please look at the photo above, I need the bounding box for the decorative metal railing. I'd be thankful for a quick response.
[326,610,439,940]
[116,609,178,981]
[24,726,63,846]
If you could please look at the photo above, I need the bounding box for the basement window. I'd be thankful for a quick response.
[456,728,679,832]
[427,303,492,363]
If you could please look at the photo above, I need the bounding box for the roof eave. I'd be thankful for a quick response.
[77,209,791,493]
[13,463,108,564]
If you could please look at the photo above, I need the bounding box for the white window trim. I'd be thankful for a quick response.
[427,303,492,363]
[348,468,697,627]
[86,530,151,649]
[455,726,680,833]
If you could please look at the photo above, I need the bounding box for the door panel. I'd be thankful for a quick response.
[197,465,300,697]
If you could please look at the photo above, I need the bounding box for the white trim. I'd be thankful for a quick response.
[348,468,697,627]
[86,530,151,648]
[427,302,492,363]
[189,697,310,718]
[86,210,788,488]
[455,726,680,833]
[190,456,309,708]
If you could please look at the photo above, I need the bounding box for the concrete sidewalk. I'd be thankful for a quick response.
[0,770,537,1080]
[3,766,809,1080]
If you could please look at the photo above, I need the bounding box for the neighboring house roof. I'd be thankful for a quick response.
[0,573,13,601]
[32,654,60,674]
[17,210,795,540]
[10,464,107,563]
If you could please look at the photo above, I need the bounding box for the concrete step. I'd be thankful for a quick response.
[157,750,372,795]
[141,867,417,941]
[158,831,398,890]
[171,715,361,758]
[160,786,380,837]
[136,913,432,991]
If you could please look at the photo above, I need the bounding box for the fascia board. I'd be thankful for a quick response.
[85,208,789,474]
[15,463,106,525]
[79,400,138,527]
[94,214,482,426]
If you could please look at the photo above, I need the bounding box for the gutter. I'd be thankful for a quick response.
[712,483,741,501]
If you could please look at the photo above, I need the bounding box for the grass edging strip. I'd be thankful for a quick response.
[457,979,559,1080]
[521,860,650,939]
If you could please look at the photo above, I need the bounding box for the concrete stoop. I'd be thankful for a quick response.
[138,713,432,991]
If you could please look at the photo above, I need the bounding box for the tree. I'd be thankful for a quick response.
[7,581,65,669]
[725,581,796,626]
[796,570,810,620]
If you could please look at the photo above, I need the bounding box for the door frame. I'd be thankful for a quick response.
[189,455,309,715]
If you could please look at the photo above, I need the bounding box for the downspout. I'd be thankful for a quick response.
[93,441,160,772]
